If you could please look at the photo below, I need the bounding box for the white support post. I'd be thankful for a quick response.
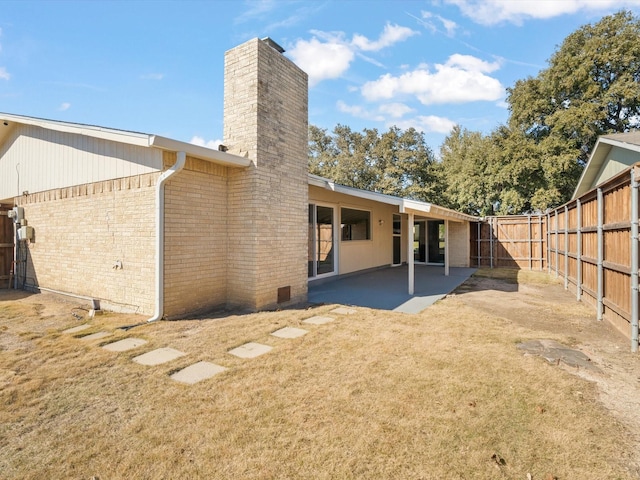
[408,212,414,295]
[444,220,450,277]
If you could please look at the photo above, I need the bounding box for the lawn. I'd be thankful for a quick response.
[1,271,638,479]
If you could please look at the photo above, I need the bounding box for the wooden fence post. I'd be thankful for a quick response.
[576,198,582,302]
[597,187,604,321]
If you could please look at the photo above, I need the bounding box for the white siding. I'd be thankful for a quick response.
[594,145,640,187]
[0,124,162,199]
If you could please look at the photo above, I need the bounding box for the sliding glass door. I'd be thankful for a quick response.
[308,204,336,278]
[414,220,445,265]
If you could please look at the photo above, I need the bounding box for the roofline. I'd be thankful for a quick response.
[0,112,251,168]
[308,173,477,222]
[573,135,640,199]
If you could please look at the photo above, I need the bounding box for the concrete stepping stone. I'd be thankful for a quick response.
[170,361,227,384]
[79,331,111,341]
[102,338,147,352]
[63,324,92,334]
[330,307,357,315]
[303,316,335,325]
[133,347,186,366]
[271,327,308,339]
[228,342,272,359]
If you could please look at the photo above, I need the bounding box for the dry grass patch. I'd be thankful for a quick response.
[0,283,636,479]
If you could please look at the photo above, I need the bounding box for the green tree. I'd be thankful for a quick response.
[507,10,640,207]
[438,126,500,216]
[308,124,439,202]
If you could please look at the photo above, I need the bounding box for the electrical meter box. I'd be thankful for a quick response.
[8,206,24,222]
[17,225,34,241]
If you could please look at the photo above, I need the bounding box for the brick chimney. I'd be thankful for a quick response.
[223,37,309,310]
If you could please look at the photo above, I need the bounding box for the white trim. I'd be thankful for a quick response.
[0,112,252,169]
[308,202,339,281]
[308,173,477,223]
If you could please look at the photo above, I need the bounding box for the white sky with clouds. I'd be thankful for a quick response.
[1,0,639,151]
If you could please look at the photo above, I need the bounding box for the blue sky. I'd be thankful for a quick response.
[1,0,639,152]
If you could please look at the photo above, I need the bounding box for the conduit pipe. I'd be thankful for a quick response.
[630,168,639,352]
[148,151,186,322]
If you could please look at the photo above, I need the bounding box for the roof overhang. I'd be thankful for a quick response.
[573,134,640,199]
[309,173,477,223]
[0,112,251,168]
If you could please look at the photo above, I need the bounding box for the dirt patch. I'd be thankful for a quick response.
[455,270,640,474]
[1,274,639,479]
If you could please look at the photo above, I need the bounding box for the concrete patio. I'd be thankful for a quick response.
[308,265,477,313]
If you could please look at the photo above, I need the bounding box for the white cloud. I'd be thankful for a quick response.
[0,67,9,80]
[58,102,71,111]
[190,135,222,150]
[140,73,165,80]
[445,0,640,26]
[361,54,504,105]
[336,100,384,122]
[289,23,418,87]
[419,11,459,36]
[379,102,415,118]
[289,36,354,87]
[393,115,457,134]
[352,23,419,52]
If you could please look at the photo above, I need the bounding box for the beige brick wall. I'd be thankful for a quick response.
[224,38,309,310]
[163,155,229,318]
[448,221,470,267]
[16,173,158,314]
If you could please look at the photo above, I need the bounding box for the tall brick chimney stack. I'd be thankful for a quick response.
[223,37,309,310]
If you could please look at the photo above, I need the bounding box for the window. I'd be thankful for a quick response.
[341,208,370,241]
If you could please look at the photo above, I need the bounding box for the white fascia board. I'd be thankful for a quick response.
[149,136,251,168]
[0,112,151,147]
[572,138,611,199]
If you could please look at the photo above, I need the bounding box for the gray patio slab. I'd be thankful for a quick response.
[170,361,227,384]
[309,265,476,314]
[228,342,272,359]
[63,324,92,334]
[102,337,148,352]
[133,347,186,366]
[79,331,111,341]
[271,327,309,339]
[303,316,335,325]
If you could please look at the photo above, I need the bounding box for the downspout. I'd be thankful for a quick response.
[630,167,639,352]
[148,151,186,322]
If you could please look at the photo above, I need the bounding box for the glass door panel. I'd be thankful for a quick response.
[309,204,335,278]
[316,206,334,275]
[413,221,426,263]
[427,220,445,264]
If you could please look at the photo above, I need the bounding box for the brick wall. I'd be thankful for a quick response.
[163,155,229,318]
[16,173,158,314]
[448,221,470,267]
[224,38,309,310]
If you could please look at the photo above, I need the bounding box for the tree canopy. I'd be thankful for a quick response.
[309,124,440,203]
[310,10,640,216]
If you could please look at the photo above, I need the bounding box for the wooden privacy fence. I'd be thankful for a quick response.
[471,163,640,352]
[470,215,547,270]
